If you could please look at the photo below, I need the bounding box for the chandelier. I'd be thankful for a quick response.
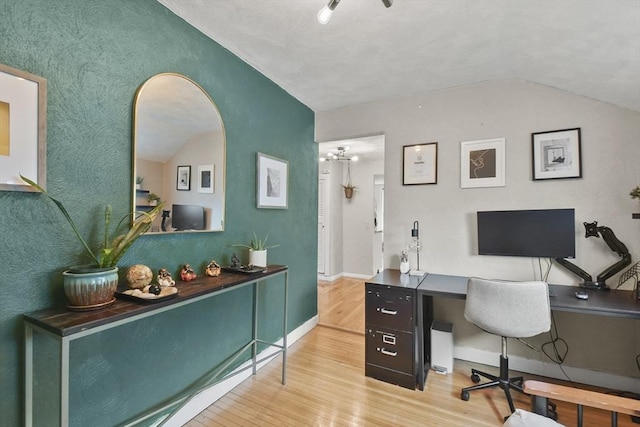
[320,146,359,162]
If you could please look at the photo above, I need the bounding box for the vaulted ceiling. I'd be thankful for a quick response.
[158,0,640,114]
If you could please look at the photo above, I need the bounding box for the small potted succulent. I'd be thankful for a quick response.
[232,232,279,267]
[147,192,161,206]
[630,186,640,201]
[21,175,163,310]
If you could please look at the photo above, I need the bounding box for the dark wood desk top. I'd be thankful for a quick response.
[416,271,640,319]
[24,265,288,337]
[365,269,424,290]
[547,283,639,319]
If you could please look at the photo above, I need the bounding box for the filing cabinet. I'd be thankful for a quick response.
[364,270,421,390]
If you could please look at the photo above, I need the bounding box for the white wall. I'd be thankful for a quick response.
[163,129,225,230]
[318,160,344,278]
[316,79,640,381]
[319,158,384,278]
[342,159,384,276]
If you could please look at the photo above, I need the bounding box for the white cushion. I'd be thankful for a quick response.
[503,409,565,427]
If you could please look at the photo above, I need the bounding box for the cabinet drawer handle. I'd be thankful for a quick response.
[380,348,397,357]
[379,308,397,315]
[382,335,396,345]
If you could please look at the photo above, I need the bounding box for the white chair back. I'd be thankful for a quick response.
[465,278,551,338]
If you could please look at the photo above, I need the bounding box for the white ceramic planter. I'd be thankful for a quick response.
[249,249,267,267]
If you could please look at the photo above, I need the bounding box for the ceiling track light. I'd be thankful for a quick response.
[317,0,340,25]
[317,0,392,25]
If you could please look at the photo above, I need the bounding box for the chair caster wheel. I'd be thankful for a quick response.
[461,390,470,401]
[471,373,481,383]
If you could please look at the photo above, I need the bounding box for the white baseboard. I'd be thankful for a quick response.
[161,315,319,427]
[454,345,640,394]
[318,272,372,281]
[343,272,375,280]
[318,272,343,282]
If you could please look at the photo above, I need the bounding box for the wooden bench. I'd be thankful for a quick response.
[523,380,640,427]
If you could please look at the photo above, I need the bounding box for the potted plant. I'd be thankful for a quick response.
[147,192,161,206]
[135,176,144,190]
[630,186,640,201]
[343,161,356,199]
[21,175,163,310]
[342,183,356,199]
[232,232,279,267]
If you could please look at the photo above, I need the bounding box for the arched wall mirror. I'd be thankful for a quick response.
[133,73,225,233]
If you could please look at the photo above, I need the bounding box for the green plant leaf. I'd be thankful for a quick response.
[20,174,100,266]
[20,174,163,269]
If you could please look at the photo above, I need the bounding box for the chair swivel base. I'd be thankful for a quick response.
[460,355,523,415]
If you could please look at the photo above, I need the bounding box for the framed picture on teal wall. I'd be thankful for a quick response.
[0,63,47,192]
[257,152,288,209]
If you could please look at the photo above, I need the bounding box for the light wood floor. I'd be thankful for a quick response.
[318,276,365,334]
[186,277,635,427]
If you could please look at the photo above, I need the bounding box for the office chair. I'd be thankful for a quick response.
[461,277,551,417]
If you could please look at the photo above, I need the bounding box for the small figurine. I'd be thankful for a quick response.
[231,253,241,268]
[205,260,221,277]
[180,264,197,281]
[157,268,176,287]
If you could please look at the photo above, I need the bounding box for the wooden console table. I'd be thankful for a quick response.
[24,265,288,427]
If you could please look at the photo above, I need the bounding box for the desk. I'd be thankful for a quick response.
[365,270,640,391]
[24,265,288,427]
[417,272,640,389]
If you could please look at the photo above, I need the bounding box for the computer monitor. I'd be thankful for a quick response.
[477,208,575,258]
[171,204,205,231]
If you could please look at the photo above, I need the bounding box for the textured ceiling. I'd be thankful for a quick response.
[157,0,640,113]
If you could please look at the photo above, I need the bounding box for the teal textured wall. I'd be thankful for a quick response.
[0,1,317,426]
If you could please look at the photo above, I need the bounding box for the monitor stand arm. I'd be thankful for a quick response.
[554,257,592,283]
[554,221,631,290]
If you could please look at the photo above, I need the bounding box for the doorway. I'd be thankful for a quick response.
[317,135,385,280]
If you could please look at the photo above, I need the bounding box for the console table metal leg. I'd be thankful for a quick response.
[252,281,259,376]
[25,324,33,427]
[60,337,70,426]
[282,271,288,385]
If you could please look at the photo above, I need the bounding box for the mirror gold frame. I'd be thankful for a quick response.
[132,73,225,233]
